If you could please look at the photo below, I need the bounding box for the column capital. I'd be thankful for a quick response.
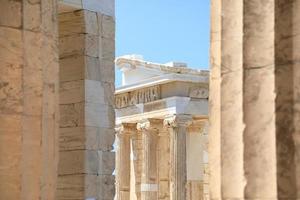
[136,118,163,131]
[115,123,137,136]
[164,114,193,128]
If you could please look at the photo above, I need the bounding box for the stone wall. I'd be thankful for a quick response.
[57,7,115,200]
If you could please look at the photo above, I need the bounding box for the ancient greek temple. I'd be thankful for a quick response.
[1,0,300,199]
[114,55,209,200]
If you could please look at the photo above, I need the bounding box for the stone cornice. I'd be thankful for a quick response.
[115,57,209,76]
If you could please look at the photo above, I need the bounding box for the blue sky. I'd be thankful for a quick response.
[115,0,210,86]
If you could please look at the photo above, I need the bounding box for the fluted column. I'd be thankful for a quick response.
[116,123,136,200]
[0,1,59,199]
[157,121,171,200]
[164,115,192,200]
[137,119,160,200]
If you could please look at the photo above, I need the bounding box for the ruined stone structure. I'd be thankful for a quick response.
[210,0,300,199]
[2,0,300,199]
[0,0,115,199]
[114,55,209,200]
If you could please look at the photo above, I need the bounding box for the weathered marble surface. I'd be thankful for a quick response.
[57,5,115,200]
[0,0,59,199]
[210,0,300,199]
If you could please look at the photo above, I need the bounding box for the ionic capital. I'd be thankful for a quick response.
[164,114,193,128]
[115,123,137,136]
[137,118,163,132]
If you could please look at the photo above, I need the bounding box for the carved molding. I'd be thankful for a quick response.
[116,85,161,109]
[136,118,163,131]
[163,114,193,128]
[189,87,209,99]
[115,123,137,135]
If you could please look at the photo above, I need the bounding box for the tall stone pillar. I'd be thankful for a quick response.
[157,121,171,200]
[131,128,143,200]
[137,119,160,200]
[209,0,221,199]
[0,1,59,199]
[164,115,192,200]
[57,1,115,199]
[209,0,300,199]
[115,123,136,200]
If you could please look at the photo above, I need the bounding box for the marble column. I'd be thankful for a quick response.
[209,0,300,199]
[0,1,59,199]
[164,115,192,200]
[209,0,221,198]
[137,119,160,200]
[157,121,171,200]
[115,123,136,200]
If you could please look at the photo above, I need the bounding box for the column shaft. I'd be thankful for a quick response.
[0,1,59,199]
[165,115,192,200]
[158,128,170,200]
[131,132,143,200]
[220,0,244,198]
[116,126,132,200]
[138,120,160,200]
[209,0,221,198]
[243,0,277,198]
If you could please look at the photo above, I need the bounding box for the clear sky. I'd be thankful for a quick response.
[115,0,210,86]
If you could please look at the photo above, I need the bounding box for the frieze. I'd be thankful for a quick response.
[115,85,161,108]
[189,87,209,99]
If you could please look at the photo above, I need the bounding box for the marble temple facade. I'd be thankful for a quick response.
[114,55,210,200]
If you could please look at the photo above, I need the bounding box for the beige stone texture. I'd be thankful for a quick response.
[208,0,221,199]
[186,181,203,200]
[0,1,59,200]
[59,10,98,36]
[210,0,300,199]
[138,119,160,200]
[165,115,192,200]
[115,123,135,200]
[58,4,115,200]
[59,33,99,58]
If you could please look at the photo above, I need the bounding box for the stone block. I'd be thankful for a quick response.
[85,55,101,81]
[82,0,115,17]
[98,128,115,151]
[98,151,115,175]
[60,55,85,82]
[85,103,115,128]
[100,59,115,83]
[85,80,105,104]
[0,114,22,199]
[100,36,115,61]
[60,126,98,151]
[59,126,115,151]
[23,1,41,31]
[60,80,85,104]
[60,102,84,128]
[59,33,98,58]
[0,27,22,64]
[56,174,98,200]
[58,150,98,175]
[99,13,115,39]
[0,61,22,115]
[98,175,115,200]
[0,1,21,28]
[59,9,98,36]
